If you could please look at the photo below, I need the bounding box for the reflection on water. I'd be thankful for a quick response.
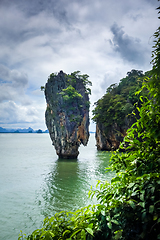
[38,145,114,218]
[0,133,115,240]
[40,159,81,216]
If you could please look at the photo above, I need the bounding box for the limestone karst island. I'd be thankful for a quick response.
[43,70,91,159]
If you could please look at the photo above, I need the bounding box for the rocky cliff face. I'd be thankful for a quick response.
[44,71,90,159]
[95,117,135,151]
[95,123,127,151]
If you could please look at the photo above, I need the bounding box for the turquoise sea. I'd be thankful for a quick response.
[0,133,114,240]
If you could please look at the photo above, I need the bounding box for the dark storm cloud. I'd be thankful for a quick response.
[110,22,146,64]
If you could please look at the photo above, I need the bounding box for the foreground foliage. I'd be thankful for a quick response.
[19,5,160,240]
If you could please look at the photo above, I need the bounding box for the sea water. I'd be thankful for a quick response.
[0,133,114,240]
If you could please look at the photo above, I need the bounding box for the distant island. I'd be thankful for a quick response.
[0,127,95,134]
[0,127,49,133]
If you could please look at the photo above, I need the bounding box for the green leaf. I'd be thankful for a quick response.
[128,182,135,188]
[129,200,136,209]
[153,214,158,221]
[105,193,113,201]
[114,230,123,240]
[142,211,146,221]
[111,219,119,225]
[139,202,145,208]
[107,221,112,229]
[149,205,154,214]
[70,229,81,237]
[85,227,94,236]
[111,176,121,183]
[140,190,145,201]
[49,231,55,237]
[96,180,101,187]
[63,229,71,236]
[81,229,86,240]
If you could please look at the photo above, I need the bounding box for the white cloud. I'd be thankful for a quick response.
[0,64,28,102]
[0,101,38,123]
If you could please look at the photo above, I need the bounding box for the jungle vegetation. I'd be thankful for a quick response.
[44,70,91,124]
[92,69,150,135]
[19,4,160,240]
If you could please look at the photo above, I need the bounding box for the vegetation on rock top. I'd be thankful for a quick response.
[92,69,149,135]
[45,71,91,124]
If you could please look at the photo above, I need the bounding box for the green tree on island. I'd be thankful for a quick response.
[92,69,149,137]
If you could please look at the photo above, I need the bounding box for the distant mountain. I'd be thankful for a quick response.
[0,127,91,134]
[15,127,34,133]
[44,129,49,133]
[0,127,8,132]
[0,127,48,133]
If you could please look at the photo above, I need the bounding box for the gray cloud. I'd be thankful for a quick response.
[0,0,159,130]
[0,100,38,125]
[0,6,61,48]
[100,70,122,92]
[0,64,28,102]
[0,0,72,28]
[110,22,146,64]
[146,0,158,5]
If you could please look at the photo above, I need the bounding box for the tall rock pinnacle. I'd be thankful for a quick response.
[44,70,91,159]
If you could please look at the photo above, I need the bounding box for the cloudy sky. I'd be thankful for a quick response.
[0,0,159,131]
